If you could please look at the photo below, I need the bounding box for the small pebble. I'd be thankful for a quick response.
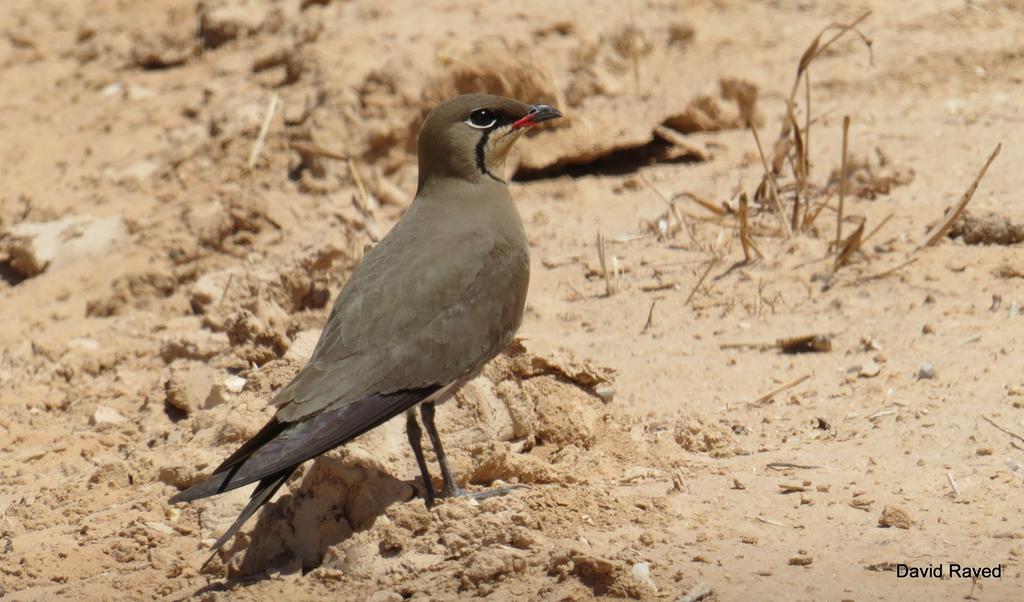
[224,375,247,393]
[92,405,127,425]
[917,362,935,380]
[631,562,657,591]
[859,361,881,378]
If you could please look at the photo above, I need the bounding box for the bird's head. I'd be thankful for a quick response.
[416,94,561,189]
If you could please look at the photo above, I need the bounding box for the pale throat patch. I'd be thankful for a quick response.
[482,125,526,181]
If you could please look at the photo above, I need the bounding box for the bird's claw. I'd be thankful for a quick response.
[429,483,523,505]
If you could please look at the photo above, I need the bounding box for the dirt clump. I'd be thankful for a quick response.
[949,211,1024,245]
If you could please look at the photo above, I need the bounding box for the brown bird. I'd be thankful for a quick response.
[170,94,561,559]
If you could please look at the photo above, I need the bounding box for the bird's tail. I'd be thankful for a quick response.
[201,467,297,569]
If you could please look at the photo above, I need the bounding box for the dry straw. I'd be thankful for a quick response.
[247,93,279,170]
[596,231,618,296]
[835,115,851,249]
[918,143,1002,250]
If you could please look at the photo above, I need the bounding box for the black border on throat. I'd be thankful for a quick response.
[474,129,506,184]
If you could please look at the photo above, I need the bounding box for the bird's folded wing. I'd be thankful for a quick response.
[171,231,526,502]
[169,386,437,503]
[272,236,529,423]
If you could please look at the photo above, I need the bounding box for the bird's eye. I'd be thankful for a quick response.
[467,108,498,129]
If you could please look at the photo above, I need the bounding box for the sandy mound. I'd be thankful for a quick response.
[193,344,615,587]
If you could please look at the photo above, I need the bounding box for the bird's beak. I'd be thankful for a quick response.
[511,104,562,130]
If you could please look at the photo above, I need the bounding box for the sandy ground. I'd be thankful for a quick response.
[2,0,1024,600]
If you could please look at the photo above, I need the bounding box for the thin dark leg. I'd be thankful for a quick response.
[405,409,436,507]
[420,401,463,497]
[420,402,524,502]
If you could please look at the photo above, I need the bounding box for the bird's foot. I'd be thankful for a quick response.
[440,483,524,503]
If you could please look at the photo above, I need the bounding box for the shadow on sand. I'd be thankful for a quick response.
[192,450,423,595]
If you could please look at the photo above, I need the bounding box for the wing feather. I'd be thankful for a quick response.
[169,387,437,503]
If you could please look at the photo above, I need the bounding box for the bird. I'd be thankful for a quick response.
[169,93,562,561]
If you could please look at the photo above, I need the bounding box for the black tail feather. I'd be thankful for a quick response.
[200,467,297,569]
[170,387,438,504]
[213,417,289,474]
[171,386,441,561]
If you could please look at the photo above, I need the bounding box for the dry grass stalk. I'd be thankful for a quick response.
[946,472,961,497]
[218,273,235,306]
[834,216,865,270]
[764,12,872,228]
[981,414,1024,446]
[738,193,763,262]
[643,217,666,241]
[558,282,585,302]
[684,258,717,306]
[247,92,279,170]
[596,231,617,296]
[802,193,833,230]
[749,515,788,528]
[786,11,873,109]
[640,174,698,245]
[351,195,381,242]
[748,374,811,406]
[642,298,657,333]
[804,72,811,185]
[750,121,792,238]
[784,100,807,231]
[835,115,851,248]
[739,193,752,262]
[721,335,830,352]
[766,462,821,470]
[860,213,893,246]
[640,281,678,292]
[770,12,872,165]
[672,191,727,216]
[719,340,772,351]
[847,257,918,286]
[918,143,1002,250]
[347,159,374,208]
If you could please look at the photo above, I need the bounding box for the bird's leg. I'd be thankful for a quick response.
[405,408,436,507]
[419,401,464,498]
[420,401,522,501]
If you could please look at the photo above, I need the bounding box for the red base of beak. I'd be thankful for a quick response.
[511,115,537,130]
